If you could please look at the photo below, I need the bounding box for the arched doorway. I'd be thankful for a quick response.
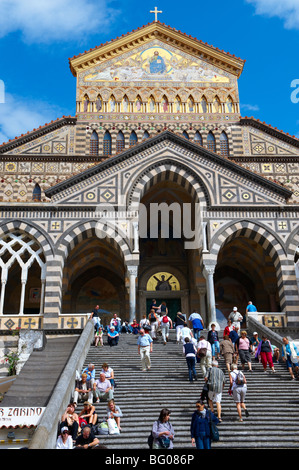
[214,235,280,321]
[61,237,126,324]
[137,177,204,322]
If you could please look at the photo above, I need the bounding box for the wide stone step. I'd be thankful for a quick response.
[70,328,299,450]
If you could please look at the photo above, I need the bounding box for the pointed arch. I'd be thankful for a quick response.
[207,131,216,153]
[220,131,229,156]
[109,95,116,112]
[135,95,142,112]
[116,130,125,153]
[83,94,89,113]
[122,95,129,112]
[32,183,41,202]
[174,95,182,113]
[200,96,208,113]
[161,95,169,113]
[225,95,234,113]
[89,130,99,156]
[182,130,189,140]
[212,96,221,113]
[148,95,156,112]
[194,131,203,145]
[142,130,150,141]
[95,95,103,112]
[103,130,112,156]
[187,95,195,113]
[129,130,138,147]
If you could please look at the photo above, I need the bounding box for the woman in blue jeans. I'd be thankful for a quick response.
[191,400,219,449]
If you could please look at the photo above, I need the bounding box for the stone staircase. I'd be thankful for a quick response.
[75,329,299,449]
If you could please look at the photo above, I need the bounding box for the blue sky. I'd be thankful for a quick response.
[0,0,298,145]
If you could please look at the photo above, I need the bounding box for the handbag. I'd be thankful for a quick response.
[158,436,171,448]
[107,418,120,435]
[208,411,219,442]
[197,347,207,358]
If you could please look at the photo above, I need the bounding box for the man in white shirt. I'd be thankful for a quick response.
[197,335,212,376]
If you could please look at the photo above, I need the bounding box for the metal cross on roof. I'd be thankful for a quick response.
[150,6,162,22]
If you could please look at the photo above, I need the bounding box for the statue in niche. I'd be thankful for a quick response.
[110,97,116,112]
[226,98,233,113]
[136,98,142,112]
[188,98,194,112]
[83,97,89,112]
[201,99,207,113]
[95,97,102,112]
[149,97,155,112]
[175,97,180,113]
[123,96,129,112]
[162,97,168,113]
[213,98,220,113]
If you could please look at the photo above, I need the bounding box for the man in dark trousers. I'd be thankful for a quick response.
[183,337,197,382]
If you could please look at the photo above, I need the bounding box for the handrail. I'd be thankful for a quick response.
[28,320,94,449]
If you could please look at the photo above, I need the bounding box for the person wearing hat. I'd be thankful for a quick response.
[228,307,243,331]
[56,426,73,449]
[250,332,261,354]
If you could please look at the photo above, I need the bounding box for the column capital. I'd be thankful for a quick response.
[127,265,138,277]
[203,263,216,278]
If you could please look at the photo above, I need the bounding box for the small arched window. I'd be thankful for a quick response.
[116,131,125,153]
[32,183,41,202]
[182,131,189,140]
[194,131,203,146]
[103,131,112,156]
[129,130,138,147]
[220,131,229,156]
[207,131,216,153]
[90,131,99,156]
[142,130,150,140]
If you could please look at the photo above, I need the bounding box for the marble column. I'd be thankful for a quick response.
[127,265,138,322]
[203,263,218,327]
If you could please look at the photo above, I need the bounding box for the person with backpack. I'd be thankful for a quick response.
[183,337,198,382]
[148,308,159,340]
[159,309,173,345]
[229,364,249,422]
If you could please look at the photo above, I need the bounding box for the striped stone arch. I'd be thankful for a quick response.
[0,219,54,257]
[43,220,133,324]
[209,220,286,261]
[285,227,299,258]
[127,159,209,208]
[209,219,299,324]
[56,220,132,264]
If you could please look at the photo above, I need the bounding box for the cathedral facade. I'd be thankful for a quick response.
[0,21,299,335]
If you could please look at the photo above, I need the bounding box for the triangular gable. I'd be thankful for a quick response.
[0,117,76,155]
[69,22,245,79]
[45,130,292,207]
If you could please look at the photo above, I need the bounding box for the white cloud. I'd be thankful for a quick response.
[240,103,260,112]
[0,0,119,43]
[246,0,299,29]
[0,93,65,145]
